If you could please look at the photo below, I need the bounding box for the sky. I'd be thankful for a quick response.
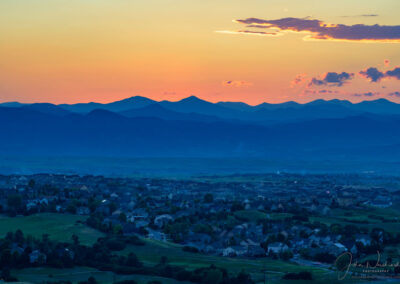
[1,0,400,105]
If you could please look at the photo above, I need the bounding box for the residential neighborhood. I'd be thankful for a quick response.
[1,173,399,272]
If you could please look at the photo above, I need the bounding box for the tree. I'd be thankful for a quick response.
[235,270,254,284]
[279,249,293,261]
[15,229,24,244]
[119,212,127,223]
[66,203,77,214]
[204,193,214,203]
[87,276,97,284]
[283,271,312,280]
[28,179,36,188]
[160,256,168,265]
[126,252,141,267]
[1,268,18,282]
[202,269,222,284]
[7,194,22,212]
[72,234,80,246]
[109,202,117,213]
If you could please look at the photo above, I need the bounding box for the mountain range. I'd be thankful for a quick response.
[1,96,400,160]
[4,96,400,123]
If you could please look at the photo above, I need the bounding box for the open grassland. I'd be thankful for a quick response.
[310,206,400,233]
[121,239,335,284]
[0,213,104,245]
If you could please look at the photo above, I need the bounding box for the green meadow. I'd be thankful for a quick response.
[0,213,104,246]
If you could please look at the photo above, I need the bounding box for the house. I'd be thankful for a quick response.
[147,229,167,241]
[222,246,247,257]
[245,244,266,257]
[187,233,212,244]
[10,245,24,255]
[355,235,372,246]
[29,250,47,264]
[268,242,289,254]
[77,206,90,215]
[154,214,174,228]
[336,195,354,207]
[325,243,347,255]
[222,247,236,257]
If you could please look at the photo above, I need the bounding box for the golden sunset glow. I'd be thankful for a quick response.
[1,0,400,105]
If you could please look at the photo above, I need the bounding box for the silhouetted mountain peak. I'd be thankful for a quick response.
[359,98,392,105]
[113,95,155,104]
[179,96,207,103]
[0,102,27,107]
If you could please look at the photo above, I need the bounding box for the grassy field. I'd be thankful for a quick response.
[121,239,336,284]
[0,213,104,245]
[309,206,400,233]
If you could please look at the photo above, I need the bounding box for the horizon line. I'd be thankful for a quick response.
[0,95,397,106]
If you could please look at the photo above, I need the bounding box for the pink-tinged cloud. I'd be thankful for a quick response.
[353,92,380,97]
[304,89,339,95]
[308,72,354,87]
[384,59,390,66]
[228,17,400,43]
[389,91,400,97]
[222,80,253,87]
[291,74,307,87]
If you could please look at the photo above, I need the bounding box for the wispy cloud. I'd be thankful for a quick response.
[220,17,400,43]
[222,80,253,87]
[304,89,339,95]
[353,92,379,97]
[341,14,379,18]
[216,30,280,36]
[389,91,400,97]
[290,74,307,87]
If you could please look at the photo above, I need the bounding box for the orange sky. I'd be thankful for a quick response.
[0,0,400,105]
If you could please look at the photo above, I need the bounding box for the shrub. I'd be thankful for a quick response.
[283,271,313,280]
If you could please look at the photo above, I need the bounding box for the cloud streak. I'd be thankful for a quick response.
[221,17,400,43]
[216,30,280,36]
[291,74,307,87]
[389,91,400,97]
[222,80,253,87]
[341,14,379,18]
[353,92,379,97]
